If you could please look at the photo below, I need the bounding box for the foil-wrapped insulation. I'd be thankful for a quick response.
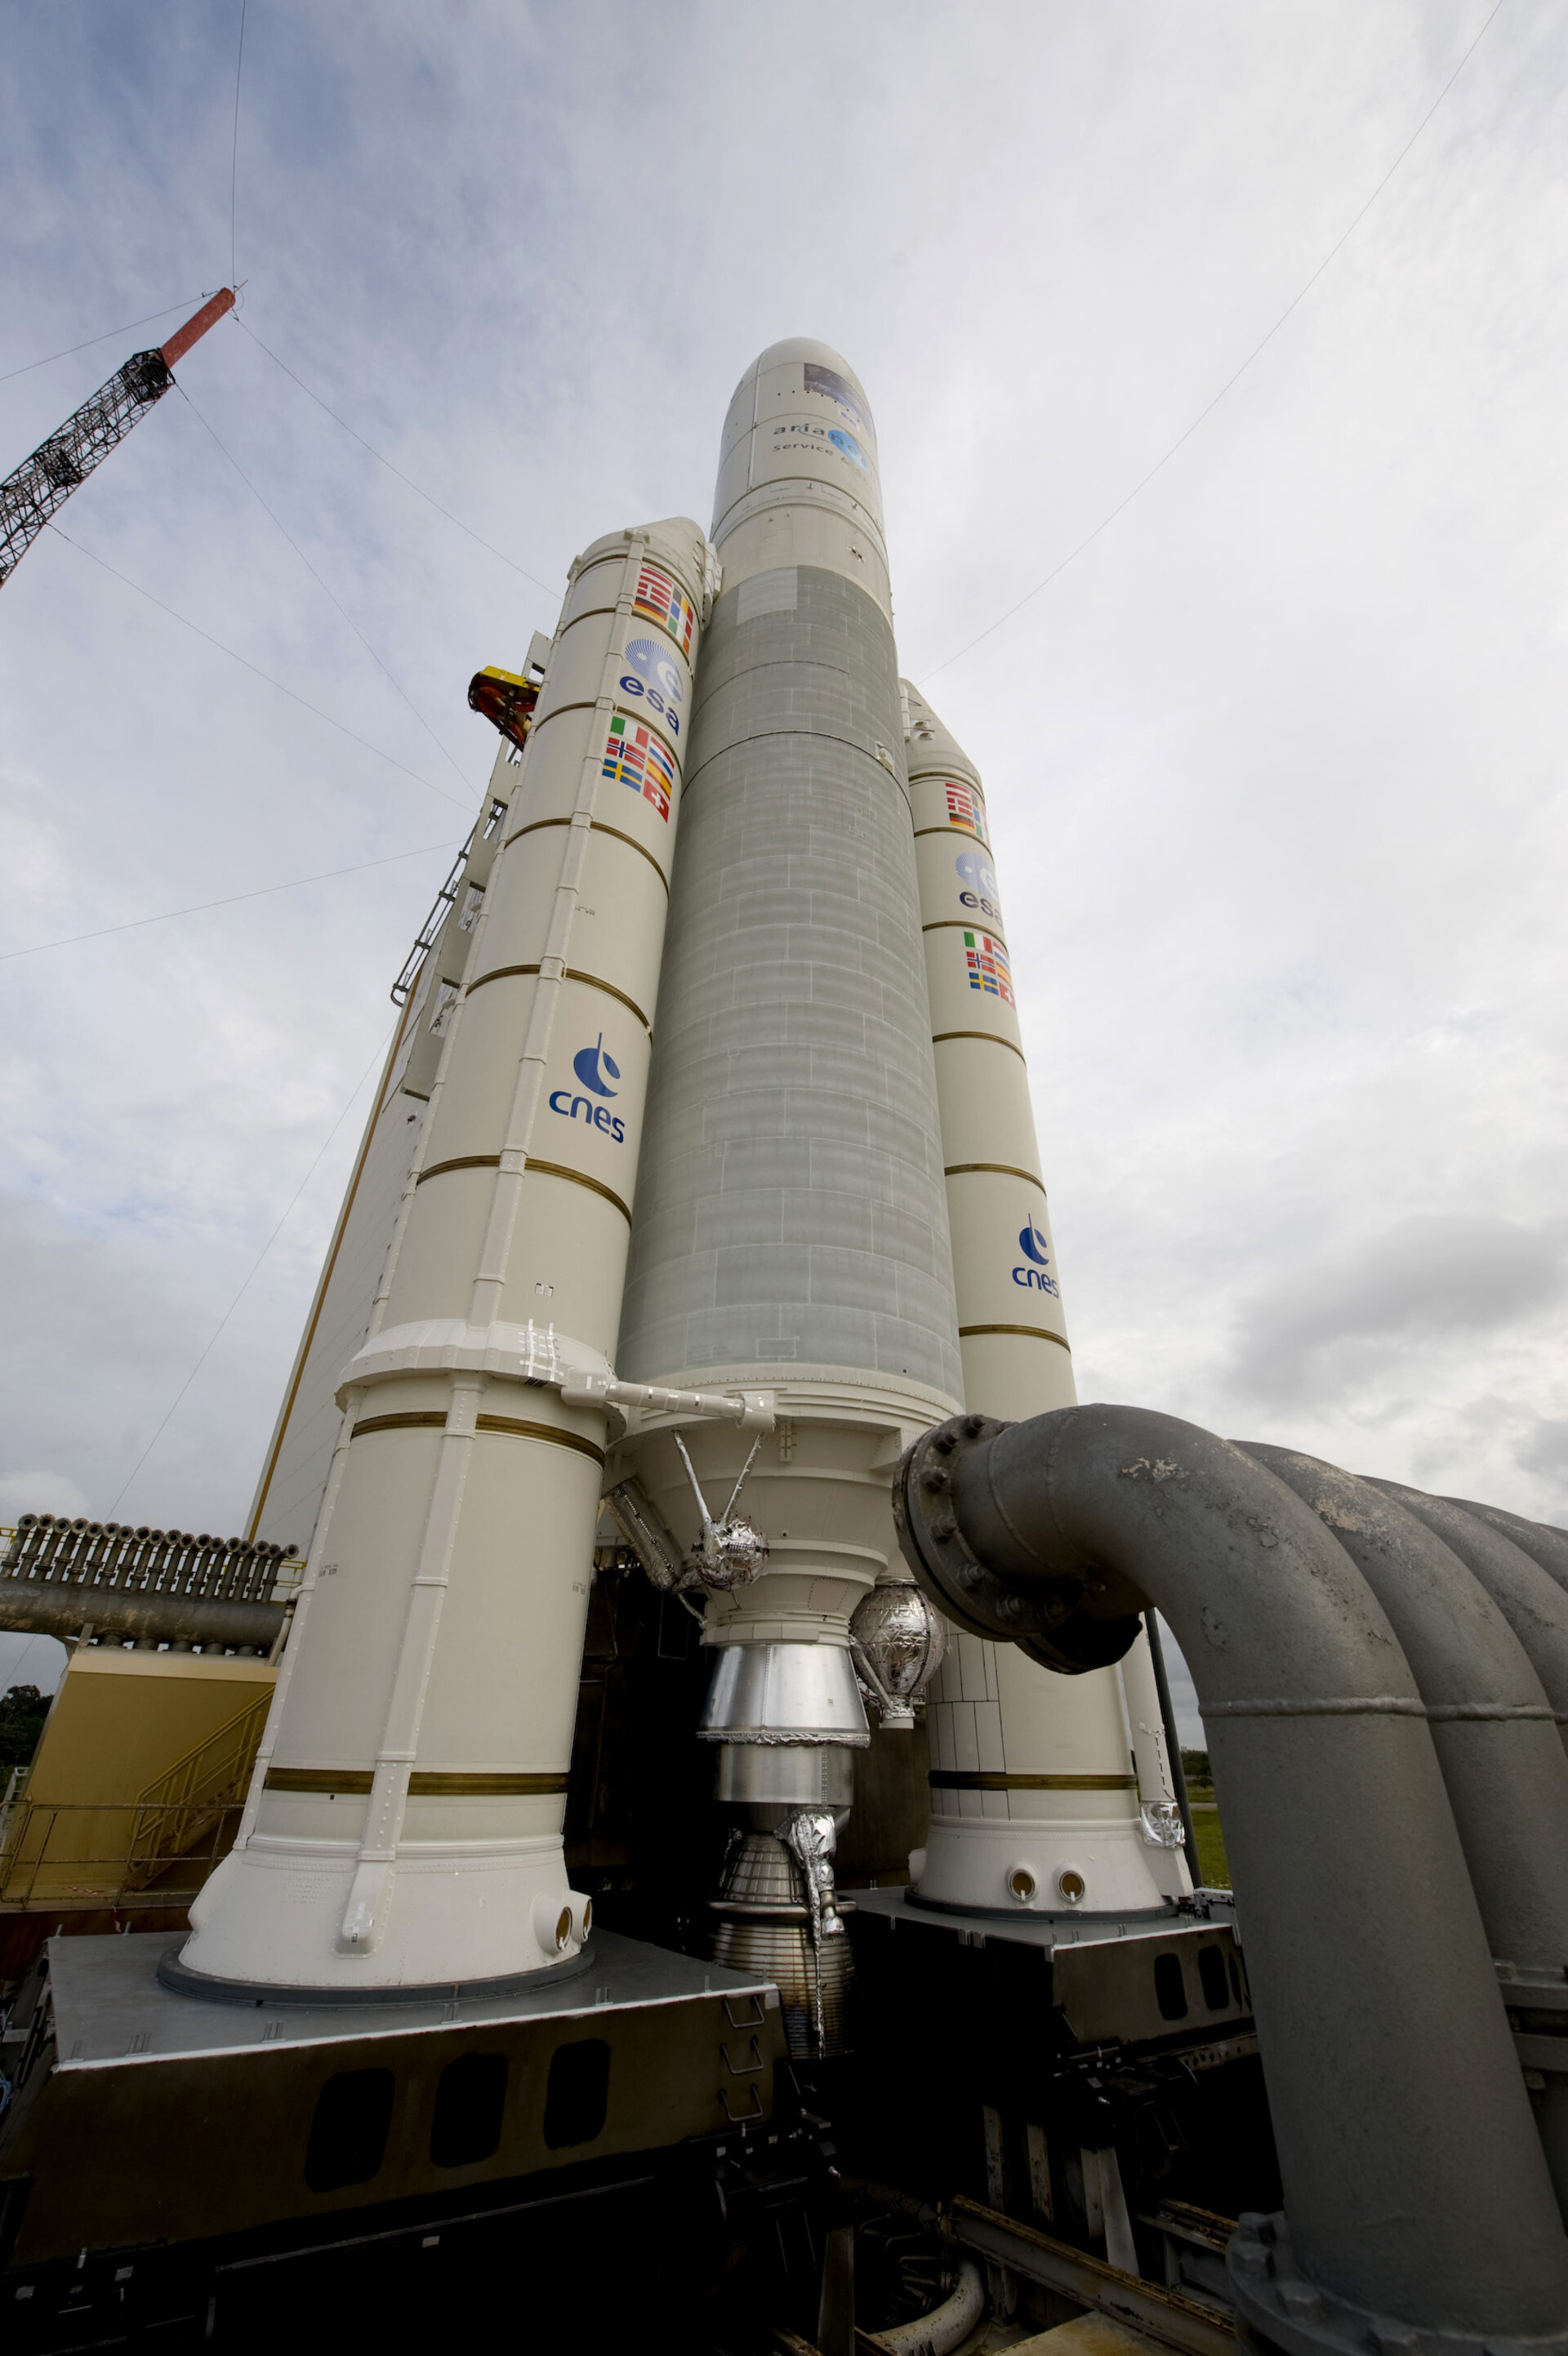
[849,1575,947,1729]
[603,1477,682,1592]
[671,1431,770,1592]
[690,1512,768,1592]
[709,1826,854,2058]
[779,1807,847,1941]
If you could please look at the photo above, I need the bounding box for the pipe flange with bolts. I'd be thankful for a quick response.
[1229,2211,1561,2356]
[892,1413,1142,1674]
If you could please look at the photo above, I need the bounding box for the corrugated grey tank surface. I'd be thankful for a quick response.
[617,558,961,1396]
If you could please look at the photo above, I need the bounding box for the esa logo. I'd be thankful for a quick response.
[548,1036,626,1142]
[773,421,871,474]
[619,636,682,736]
[1013,1214,1060,1295]
[956,848,1001,922]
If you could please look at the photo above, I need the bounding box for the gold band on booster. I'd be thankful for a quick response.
[928,1771,1136,1792]
[265,1769,571,1797]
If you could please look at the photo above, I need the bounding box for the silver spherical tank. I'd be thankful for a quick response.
[612,344,965,2042]
[849,1577,947,1730]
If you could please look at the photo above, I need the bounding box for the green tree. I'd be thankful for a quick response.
[0,1684,49,1770]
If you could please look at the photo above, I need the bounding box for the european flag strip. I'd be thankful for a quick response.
[963,929,1013,1006]
[946,782,989,843]
[634,565,697,659]
[603,713,672,821]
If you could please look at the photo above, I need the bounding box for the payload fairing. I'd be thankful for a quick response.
[195,342,1187,2004]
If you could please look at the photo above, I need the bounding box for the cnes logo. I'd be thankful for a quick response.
[1013,1214,1059,1296]
[549,1035,626,1142]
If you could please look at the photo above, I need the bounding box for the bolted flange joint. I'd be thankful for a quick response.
[891,1414,1141,1677]
[1227,2211,1568,2356]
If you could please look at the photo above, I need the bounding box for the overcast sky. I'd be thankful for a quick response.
[2,2,1563,1728]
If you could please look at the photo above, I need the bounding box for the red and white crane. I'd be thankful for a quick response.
[0,287,235,589]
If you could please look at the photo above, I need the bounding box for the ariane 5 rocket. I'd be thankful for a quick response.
[192,343,1186,2015]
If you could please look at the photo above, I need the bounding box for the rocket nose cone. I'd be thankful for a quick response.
[728,340,875,438]
[715,340,884,550]
[901,683,982,784]
[748,336,871,399]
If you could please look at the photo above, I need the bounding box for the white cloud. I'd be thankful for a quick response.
[0,1472,90,1523]
[1,0,1562,1570]
[1227,1214,1566,1402]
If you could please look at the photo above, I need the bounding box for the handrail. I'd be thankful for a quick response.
[0,1798,247,1910]
[134,1692,271,1814]
[123,1693,272,1886]
[0,1694,270,1911]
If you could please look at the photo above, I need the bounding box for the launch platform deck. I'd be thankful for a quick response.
[853,1885,1241,1952]
[42,1925,777,2064]
[1,1930,789,2276]
[852,1886,1256,2052]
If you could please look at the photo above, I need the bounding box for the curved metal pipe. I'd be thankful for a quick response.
[1440,1496,1568,1599]
[872,2260,985,2356]
[1366,1481,1568,1761]
[1243,1445,1568,1988]
[1244,1445,1568,2229]
[894,1404,1568,2350]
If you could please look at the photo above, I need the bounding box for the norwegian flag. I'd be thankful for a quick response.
[602,714,671,820]
[963,928,1013,1006]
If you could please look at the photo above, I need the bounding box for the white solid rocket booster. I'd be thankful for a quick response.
[901,684,1187,1913]
[183,519,719,1990]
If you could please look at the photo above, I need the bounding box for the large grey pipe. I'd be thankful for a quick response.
[1368,1482,1568,1763]
[1243,1446,1568,1990]
[0,1586,283,1652]
[1245,1445,1568,2225]
[893,1405,1568,2351]
[1441,1498,1568,1598]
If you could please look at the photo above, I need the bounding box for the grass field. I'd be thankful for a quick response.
[1187,1789,1230,1887]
